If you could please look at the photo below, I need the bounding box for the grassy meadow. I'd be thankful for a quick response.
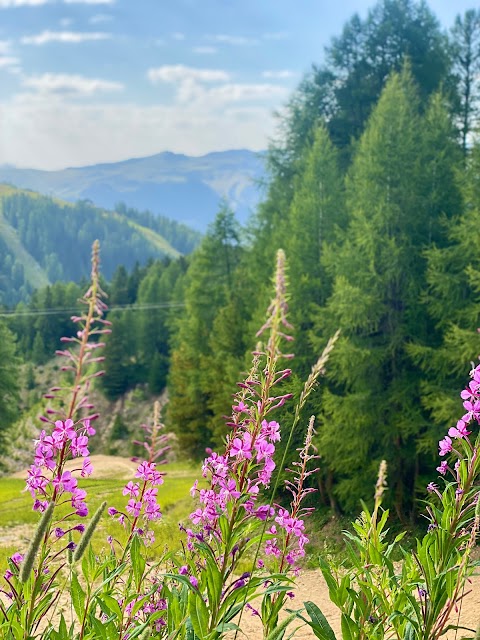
[0,461,199,568]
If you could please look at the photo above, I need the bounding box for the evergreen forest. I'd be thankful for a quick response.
[2,0,480,522]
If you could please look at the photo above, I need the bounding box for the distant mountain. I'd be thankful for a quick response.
[0,185,199,306]
[0,149,266,231]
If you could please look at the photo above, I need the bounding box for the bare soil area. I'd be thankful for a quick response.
[229,570,480,639]
[12,453,140,480]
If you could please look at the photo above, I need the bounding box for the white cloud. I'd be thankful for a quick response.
[0,0,48,6]
[148,64,230,84]
[89,13,112,24]
[0,41,21,71]
[262,32,289,40]
[210,34,257,46]
[0,97,275,170]
[193,46,217,55]
[22,73,124,95]
[206,83,287,103]
[171,32,185,41]
[0,39,11,54]
[59,17,73,27]
[0,55,20,67]
[21,30,111,45]
[262,70,295,79]
[64,0,115,4]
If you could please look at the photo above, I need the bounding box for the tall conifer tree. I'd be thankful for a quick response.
[315,68,450,517]
[167,205,242,457]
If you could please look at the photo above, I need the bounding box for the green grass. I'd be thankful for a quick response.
[0,462,200,568]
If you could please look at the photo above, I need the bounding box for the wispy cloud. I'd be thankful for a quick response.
[262,32,289,40]
[64,0,115,4]
[1,98,275,169]
[0,55,20,69]
[0,40,21,72]
[171,32,185,41]
[147,64,287,108]
[193,46,217,55]
[262,70,295,79]
[22,72,124,95]
[210,34,258,46]
[203,83,288,104]
[89,13,112,24]
[21,30,111,45]
[0,0,48,6]
[148,64,230,84]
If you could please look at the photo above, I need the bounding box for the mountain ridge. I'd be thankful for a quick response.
[0,149,266,231]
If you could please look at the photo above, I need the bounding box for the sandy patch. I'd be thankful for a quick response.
[12,454,139,480]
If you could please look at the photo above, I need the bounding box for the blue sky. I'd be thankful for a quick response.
[0,0,475,170]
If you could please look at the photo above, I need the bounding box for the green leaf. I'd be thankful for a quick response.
[265,612,299,640]
[91,618,109,640]
[188,591,209,638]
[303,601,337,640]
[130,535,146,590]
[99,593,123,620]
[404,621,415,640]
[341,614,358,640]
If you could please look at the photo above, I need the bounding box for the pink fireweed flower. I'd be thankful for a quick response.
[261,420,281,442]
[144,500,161,520]
[52,470,78,494]
[135,461,164,485]
[26,466,48,497]
[81,457,93,477]
[122,481,140,498]
[448,420,471,439]
[126,500,143,518]
[83,419,96,436]
[33,499,49,512]
[218,478,241,500]
[461,380,480,401]
[189,576,199,589]
[462,399,480,422]
[439,436,453,456]
[190,480,198,497]
[71,435,89,458]
[265,539,281,558]
[230,432,253,459]
[436,460,448,475]
[52,419,76,443]
[233,400,248,413]
[258,457,276,486]
[255,437,275,462]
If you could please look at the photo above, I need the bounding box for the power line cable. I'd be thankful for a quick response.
[0,301,186,318]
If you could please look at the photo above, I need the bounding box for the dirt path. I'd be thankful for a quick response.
[230,570,480,639]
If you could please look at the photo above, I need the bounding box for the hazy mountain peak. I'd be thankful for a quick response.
[0,149,266,231]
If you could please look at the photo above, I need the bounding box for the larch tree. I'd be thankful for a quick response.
[314,68,454,518]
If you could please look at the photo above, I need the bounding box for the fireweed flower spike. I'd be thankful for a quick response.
[184,250,339,639]
[2,242,109,639]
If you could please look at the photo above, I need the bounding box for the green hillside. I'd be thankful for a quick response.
[0,185,194,306]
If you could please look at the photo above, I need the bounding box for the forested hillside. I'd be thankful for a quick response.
[164,1,480,519]
[2,0,480,523]
[0,186,200,305]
